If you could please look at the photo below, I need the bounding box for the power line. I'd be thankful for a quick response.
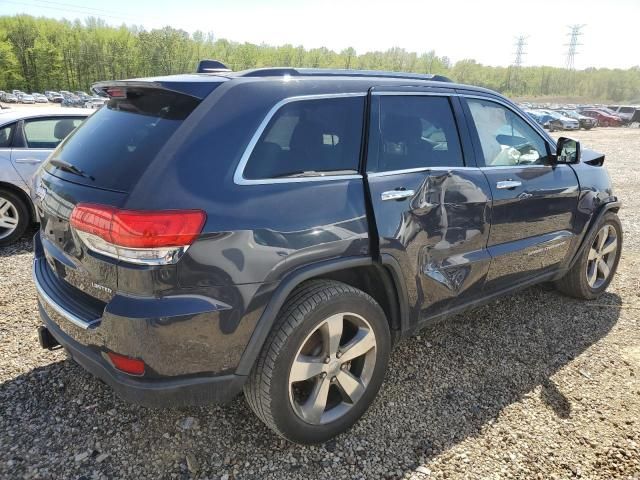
[508,34,527,92]
[3,0,164,25]
[565,24,585,70]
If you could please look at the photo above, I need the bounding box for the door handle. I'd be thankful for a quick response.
[496,180,522,190]
[381,189,415,201]
[15,158,42,164]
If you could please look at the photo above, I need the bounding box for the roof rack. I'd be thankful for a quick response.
[235,67,452,83]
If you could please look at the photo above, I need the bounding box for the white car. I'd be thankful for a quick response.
[33,93,49,104]
[19,94,35,104]
[540,110,580,130]
[0,108,90,245]
[84,97,108,109]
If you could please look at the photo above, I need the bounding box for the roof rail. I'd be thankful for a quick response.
[235,67,453,83]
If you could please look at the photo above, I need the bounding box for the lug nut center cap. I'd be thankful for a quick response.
[327,360,341,376]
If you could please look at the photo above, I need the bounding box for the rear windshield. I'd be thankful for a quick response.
[45,87,202,192]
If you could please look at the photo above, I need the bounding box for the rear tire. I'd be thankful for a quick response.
[244,279,391,444]
[0,189,30,247]
[555,212,622,299]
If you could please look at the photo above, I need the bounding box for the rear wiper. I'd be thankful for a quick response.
[273,170,357,178]
[49,159,94,181]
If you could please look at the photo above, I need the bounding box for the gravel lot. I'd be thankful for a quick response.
[1,128,639,480]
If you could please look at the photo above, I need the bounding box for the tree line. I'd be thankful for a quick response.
[1,14,639,102]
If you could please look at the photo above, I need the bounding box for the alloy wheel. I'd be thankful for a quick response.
[0,196,19,240]
[586,224,618,289]
[288,312,377,425]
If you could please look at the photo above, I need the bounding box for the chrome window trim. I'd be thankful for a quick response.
[371,91,458,97]
[234,92,367,186]
[368,166,477,178]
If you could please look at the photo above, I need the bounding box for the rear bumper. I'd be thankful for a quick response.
[39,305,246,407]
[32,232,254,407]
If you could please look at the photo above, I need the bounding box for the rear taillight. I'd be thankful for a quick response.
[70,203,206,265]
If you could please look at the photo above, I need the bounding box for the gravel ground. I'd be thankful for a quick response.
[1,128,639,480]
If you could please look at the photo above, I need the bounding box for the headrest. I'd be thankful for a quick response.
[381,114,422,144]
[54,119,76,140]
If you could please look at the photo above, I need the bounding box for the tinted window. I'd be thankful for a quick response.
[467,99,548,167]
[243,96,364,179]
[23,117,83,148]
[0,123,14,148]
[370,95,464,172]
[46,87,201,192]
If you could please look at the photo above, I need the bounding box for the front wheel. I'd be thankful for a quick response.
[555,211,622,299]
[244,280,391,444]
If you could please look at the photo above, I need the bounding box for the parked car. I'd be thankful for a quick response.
[45,91,64,103]
[580,109,623,127]
[0,108,89,245]
[524,109,564,131]
[1,93,18,103]
[18,93,35,104]
[539,110,580,130]
[33,93,49,104]
[610,106,637,123]
[84,97,107,109]
[32,67,622,444]
[61,95,83,108]
[558,109,597,129]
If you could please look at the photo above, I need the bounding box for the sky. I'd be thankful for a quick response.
[1,0,638,69]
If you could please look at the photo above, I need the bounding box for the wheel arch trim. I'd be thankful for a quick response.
[235,255,410,376]
[568,200,621,270]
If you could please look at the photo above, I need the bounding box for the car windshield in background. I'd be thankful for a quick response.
[45,87,203,192]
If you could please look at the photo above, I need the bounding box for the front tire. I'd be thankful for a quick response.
[0,189,30,247]
[555,212,622,299]
[244,280,391,444]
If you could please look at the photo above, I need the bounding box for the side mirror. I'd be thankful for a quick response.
[555,137,581,164]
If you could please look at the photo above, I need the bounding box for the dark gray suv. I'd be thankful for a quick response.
[32,66,622,444]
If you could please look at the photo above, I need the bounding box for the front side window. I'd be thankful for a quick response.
[369,95,464,172]
[467,99,548,167]
[23,117,84,149]
[0,123,14,148]
[243,96,364,180]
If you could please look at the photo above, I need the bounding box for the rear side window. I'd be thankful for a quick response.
[46,88,201,192]
[23,117,83,148]
[0,123,14,148]
[242,96,364,180]
[369,95,464,172]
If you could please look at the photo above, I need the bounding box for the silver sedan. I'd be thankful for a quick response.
[0,107,90,245]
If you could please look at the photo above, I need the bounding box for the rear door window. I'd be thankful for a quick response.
[369,95,464,172]
[23,117,84,149]
[46,87,202,192]
[0,123,14,148]
[242,96,364,180]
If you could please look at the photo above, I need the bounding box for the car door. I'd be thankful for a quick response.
[10,116,84,183]
[461,96,580,292]
[366,88,493,324]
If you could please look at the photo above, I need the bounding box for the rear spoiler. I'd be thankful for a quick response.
[196,60,231,74]
[92,78,225,100]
